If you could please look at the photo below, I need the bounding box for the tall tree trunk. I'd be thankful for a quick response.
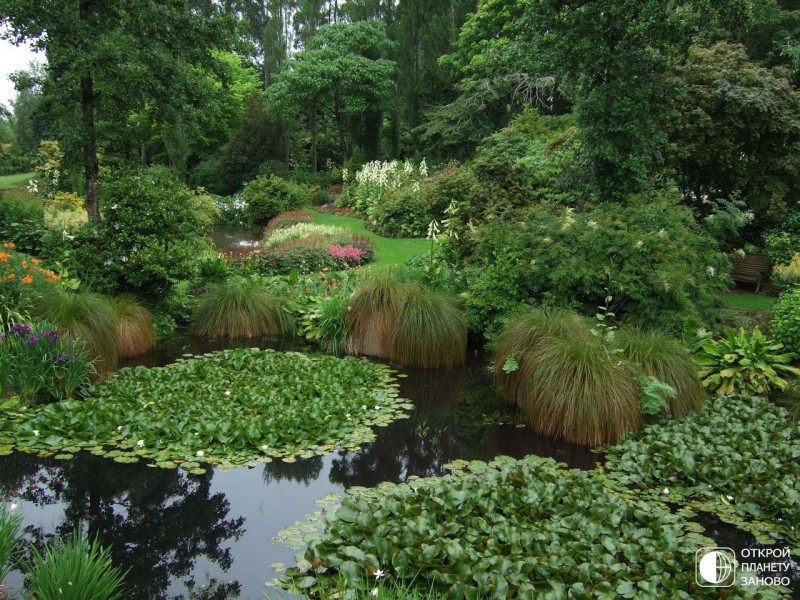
[80,0,100,221]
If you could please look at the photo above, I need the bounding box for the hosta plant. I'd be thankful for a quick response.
[693,327,800,397]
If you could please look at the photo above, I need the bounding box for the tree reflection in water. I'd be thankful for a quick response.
[328,358,599,488]
[0,453,245,600]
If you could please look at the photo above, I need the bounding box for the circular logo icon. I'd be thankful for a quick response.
[699,550,735,585]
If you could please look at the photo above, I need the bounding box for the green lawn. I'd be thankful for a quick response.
[720,293,776,311]
[309,209,428,267]
[0,172,35,190]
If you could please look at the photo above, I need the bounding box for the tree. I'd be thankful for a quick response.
[268,20,396,169]
[666,43,800,230]
[0,1,232,220]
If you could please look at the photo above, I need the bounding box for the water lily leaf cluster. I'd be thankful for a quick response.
[0,348,412,472]
[605,396,800,553]
[281,455,780,599]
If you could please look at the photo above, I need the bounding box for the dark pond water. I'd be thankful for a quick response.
[210,224,262,255]
[1,340,600,599]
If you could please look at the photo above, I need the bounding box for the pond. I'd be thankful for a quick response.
[210,224,262,256]
[1,339,599,599]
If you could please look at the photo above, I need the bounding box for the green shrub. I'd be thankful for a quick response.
[772,287,800,355]
[693,327,800,397]
[762,228,800,266]
[463,190,730,337]
[281,455,750,598]
[616,329,705,418]
[0,195,46,255]
[0,322,95,403]
[26,532,126,600]
[35,291,118,372]
[298,287,353,355]
[338,160,426,216]
[241,175,308,226]
[52,166,209,304]
[110,295,156,359]
[193,278,295,338]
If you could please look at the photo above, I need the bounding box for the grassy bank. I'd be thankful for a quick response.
[310,209,428,267]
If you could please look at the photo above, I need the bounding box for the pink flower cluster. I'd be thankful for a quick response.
[328,244,366,263]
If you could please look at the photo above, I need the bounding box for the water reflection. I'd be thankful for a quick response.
[0,454,245,600]
[1,345,601,598]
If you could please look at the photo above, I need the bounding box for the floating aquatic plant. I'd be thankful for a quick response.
[0,348,413,472]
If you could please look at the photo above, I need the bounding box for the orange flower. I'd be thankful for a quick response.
[7,273,15,279]
[0,252,9,262]
[21,275,33,284]
[2,242,15,249]
[32,258,41,265]
[21,260,28,269]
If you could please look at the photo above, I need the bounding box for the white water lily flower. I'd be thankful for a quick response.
[196,450,204,457]
[136,440,145,447]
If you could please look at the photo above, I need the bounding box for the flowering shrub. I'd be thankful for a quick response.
[328,244,366,266]
[0,322,94,403]
[461,190,731,337]
[54,167,209,304]
[212,194,248,225]
[338,159,428,220]
[0,245,63,328]
[264,210,313,234]
[29,140,66,199]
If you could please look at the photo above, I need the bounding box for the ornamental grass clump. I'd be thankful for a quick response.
[616,328,705,417]
[493,309,704,446]
[390,287,467,368]
[26,532,126,600]
[345,270,467,368]
[110,295,155,358]
[193,279,295,338]
[34,291,117,372]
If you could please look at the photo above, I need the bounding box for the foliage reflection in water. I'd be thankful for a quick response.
[1,344,599,599]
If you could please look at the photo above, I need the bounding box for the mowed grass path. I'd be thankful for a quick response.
[0,172,34,190]
[720,293,776,312]
[309,209,428,267]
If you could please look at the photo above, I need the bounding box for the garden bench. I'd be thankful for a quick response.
[730,253,771,293]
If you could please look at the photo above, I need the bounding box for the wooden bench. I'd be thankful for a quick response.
[731,253,771,293]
